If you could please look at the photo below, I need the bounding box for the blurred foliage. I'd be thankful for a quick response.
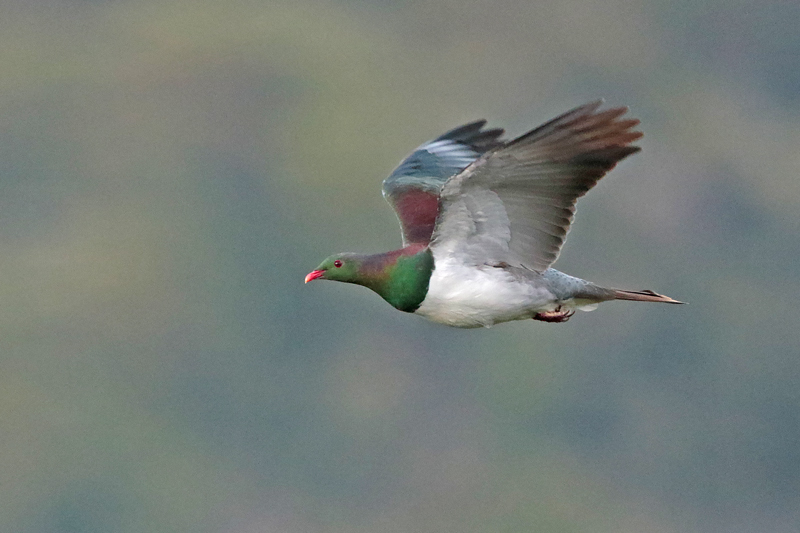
[1,0,799,531]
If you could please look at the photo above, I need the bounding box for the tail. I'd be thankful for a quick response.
[612,289,684,304]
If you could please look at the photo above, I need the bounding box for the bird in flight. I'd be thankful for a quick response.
[305,101,682,328]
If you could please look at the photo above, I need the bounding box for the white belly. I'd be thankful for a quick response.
[415,257,557,328]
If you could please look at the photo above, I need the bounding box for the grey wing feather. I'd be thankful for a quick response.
[382,120,504,194]
[382,121,504,245]
[431,101,642,271]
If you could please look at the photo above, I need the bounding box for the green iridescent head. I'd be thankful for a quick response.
[305,247,434,313]
[304,253,365,284]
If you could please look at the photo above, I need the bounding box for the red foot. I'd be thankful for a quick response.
[533,307,574,323]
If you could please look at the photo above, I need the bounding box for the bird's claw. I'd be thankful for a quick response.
[533,307,574,323]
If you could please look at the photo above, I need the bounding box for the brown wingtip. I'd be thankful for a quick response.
[613,289,685,304]
[505,101,643,163]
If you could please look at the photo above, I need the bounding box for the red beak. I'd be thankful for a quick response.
[304,270,325,283]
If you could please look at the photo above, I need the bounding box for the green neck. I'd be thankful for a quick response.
[357,247,434,312]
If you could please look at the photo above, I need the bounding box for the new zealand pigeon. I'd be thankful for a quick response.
[305,101,682,328]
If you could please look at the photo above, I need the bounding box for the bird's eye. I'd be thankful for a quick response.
[334,260,342,268]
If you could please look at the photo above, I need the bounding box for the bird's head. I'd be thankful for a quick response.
[305,253,364,284]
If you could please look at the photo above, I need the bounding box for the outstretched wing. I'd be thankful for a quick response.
[431,101,642,272]
[382,121,504,245]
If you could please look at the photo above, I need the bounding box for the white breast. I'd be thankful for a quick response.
[414,256,557,328]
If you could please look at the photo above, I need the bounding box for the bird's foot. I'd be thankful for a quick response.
[533,307,575,323]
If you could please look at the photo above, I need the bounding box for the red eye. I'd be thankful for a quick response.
[334,260,342,268]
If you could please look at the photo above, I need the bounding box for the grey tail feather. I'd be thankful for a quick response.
[612,289,684,304]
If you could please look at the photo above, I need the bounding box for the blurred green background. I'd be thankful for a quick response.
[3,0,799,531]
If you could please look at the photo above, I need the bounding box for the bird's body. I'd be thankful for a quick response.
[417,255,556,328]
[306,101,682,327]
[417,256,598,328]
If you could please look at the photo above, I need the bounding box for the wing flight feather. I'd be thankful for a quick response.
[431,101,642,271]
[382,121,504,245]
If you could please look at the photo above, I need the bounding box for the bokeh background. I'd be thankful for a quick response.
[3,0,800,531]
